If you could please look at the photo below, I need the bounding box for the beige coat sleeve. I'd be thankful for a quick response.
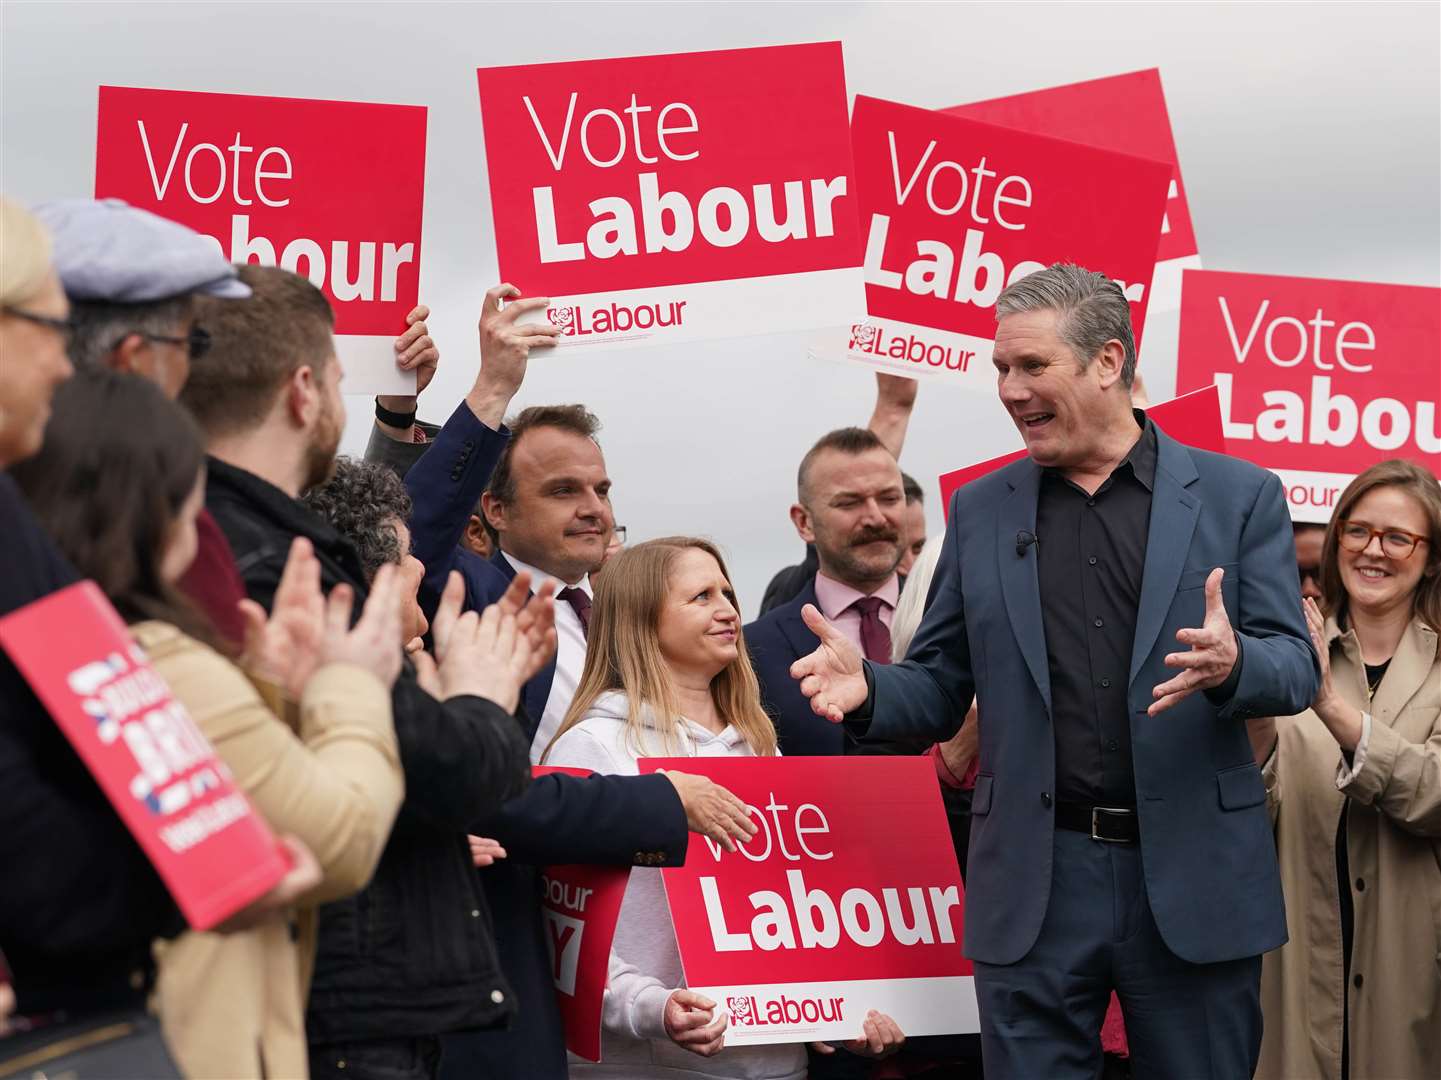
[1339,711,1441,838]
[154,637,404,903]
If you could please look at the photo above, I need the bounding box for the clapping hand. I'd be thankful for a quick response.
[421,570,556,711]
[238,537,328,698]
[789,604,868,723]
[1149,567,1239,716]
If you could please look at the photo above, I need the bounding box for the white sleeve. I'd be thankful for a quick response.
[545,727,621,775]
[602,948,674,1042]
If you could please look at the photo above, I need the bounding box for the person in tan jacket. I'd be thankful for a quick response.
[1250,459,1441,1080]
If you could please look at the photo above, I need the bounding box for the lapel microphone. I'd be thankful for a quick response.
[1015,530,1039,557]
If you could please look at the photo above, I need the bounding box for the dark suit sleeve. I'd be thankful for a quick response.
[473,772,688,867]
[236,551,531,830]
[1213,471,1320,722]
[363,420,432,479]
[856,491,977,744]
[403,402,509,608]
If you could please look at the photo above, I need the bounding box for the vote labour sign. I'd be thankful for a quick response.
[637,756,975,1045]
[475,42,864,351]
[0,582,288,930]
[94,85,427,395]
[826,95,1172,387]
[534,766,631,1062]
[946,69,1200,386]
[1176,270,1441,523]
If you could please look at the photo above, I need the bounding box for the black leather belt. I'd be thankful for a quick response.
[1056,801,1139,844]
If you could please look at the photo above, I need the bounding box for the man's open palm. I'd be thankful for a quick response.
[789,604,869,722]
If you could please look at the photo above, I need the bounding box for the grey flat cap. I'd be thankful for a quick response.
[34,197,251,303]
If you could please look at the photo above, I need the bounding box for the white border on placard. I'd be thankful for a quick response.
[510,267,866,353]
[693,976,979,1046]
[335,335,415,397]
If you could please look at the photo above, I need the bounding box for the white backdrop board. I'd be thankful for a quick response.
[4,1,1437,612]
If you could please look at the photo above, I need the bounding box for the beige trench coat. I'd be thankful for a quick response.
[1257,614,1441,1080]
[138,622,404,1080]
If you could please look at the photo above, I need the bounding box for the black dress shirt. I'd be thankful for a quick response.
[1036,420,1158,806]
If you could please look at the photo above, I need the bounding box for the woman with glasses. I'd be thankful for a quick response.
[1250,459,1441,1080]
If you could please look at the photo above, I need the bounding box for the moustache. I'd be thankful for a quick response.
[850,528,900,547]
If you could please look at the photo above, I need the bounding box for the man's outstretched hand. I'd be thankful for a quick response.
[1149,567,1239,716]
[789,604,868,723]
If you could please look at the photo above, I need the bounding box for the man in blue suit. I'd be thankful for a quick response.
[791,264,1318,1078]
[374,285,756,1078]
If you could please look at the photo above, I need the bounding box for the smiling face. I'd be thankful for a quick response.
[795,446,906,591]
[656,547,741,683]
[992,308,1126,471]
[490,425,614,585]
[1336,486,1432,618]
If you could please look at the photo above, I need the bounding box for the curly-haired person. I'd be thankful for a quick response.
[303,455,429,648]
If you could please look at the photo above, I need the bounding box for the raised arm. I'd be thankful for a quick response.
[866,373,918,460]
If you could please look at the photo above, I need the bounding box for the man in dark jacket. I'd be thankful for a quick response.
[180,264,533,1080]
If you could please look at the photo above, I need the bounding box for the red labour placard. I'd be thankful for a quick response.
[94,84,427,395]
[825,95,1172,388]
[0,582,287,930]
[1176,270,1440,523]
[533,766,631,1062]
[637,756,974,1046]
[938,385,1227,516]
[476,42,864,351]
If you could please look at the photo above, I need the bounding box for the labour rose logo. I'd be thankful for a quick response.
[548,307,577,335]
[727,996,755,1026]
[849,323,878,351]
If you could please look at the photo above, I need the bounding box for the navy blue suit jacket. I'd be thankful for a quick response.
[746,579,851,756]
[402,403,687,1077]
[859,424,1318,967]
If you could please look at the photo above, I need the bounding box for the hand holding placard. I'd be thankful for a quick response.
[1149,568,1239,716]
[664,989,728,1058]
[790,604,868,722]
[469,284,560,428]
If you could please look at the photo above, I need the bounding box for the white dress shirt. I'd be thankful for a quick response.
[501,552,592,763]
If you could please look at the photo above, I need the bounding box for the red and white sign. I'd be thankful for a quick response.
[822,95,1172,386]
[0,582,288,930]
[475,42,864,351]
[938,385,1227,515]
[1176,269,1441,523]
[637,756,974,1046]
[534,766,631,1062]
[94,85,427,395]
[946,69,1201,385]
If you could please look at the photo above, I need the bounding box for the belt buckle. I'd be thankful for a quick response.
[1091,805,1133,844]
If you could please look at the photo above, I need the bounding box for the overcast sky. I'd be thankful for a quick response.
[5,1,1437,610]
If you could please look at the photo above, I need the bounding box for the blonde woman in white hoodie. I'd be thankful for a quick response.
[544,536,904,1080]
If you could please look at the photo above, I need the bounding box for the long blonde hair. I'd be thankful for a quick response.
[545,536,779,760]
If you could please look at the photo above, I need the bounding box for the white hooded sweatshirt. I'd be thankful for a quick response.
[545,691,807,1080]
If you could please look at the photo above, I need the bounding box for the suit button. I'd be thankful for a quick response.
[1088,556,1098,566]
[1355,878,1365,892]
[1041,792,1052,808]
[1093,617,1104,628]
[471,909,480,917]
[490,989,505,1004]
[450,469,461,481]
[1353,974,1363,989]
[1107,740,1119,752]
[1100,678,1112,688]
[464,440,475,450]
[634,852,644,862]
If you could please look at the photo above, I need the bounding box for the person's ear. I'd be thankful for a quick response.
[1093,339,1128,392]
[481,491,506,536]
[106,334,156,380]
[790,503,816,544]
[286,365,320,429]
[464,514,491,555]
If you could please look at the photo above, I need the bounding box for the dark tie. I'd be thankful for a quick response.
[557,586,592,638]
[851,596,892,664]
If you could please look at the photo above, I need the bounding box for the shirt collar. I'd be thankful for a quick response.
[813,571,900,622]
[1125,409,1159,492]
[501,551,591,597]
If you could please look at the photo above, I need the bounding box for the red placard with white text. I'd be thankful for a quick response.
[938,385,1227,515]
[475,42,864,351]
[820,96,1172,386]
[534,766,631,1062]
[637,756,974,1045]
[94,85,427,395]
[1176,270,1440,523]
[0,582,288,930]
[946,69,1201,384]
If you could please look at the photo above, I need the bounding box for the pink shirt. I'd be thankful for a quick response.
[812,571,899,656]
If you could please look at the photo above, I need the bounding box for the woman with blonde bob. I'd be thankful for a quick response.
[544,537,903,1079]
[1251,459,1441,1080]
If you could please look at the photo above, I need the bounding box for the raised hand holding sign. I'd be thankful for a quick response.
[1148,567,1239,716]
[789,603,868,723]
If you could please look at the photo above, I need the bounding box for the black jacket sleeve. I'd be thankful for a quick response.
[473,771,688,867]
